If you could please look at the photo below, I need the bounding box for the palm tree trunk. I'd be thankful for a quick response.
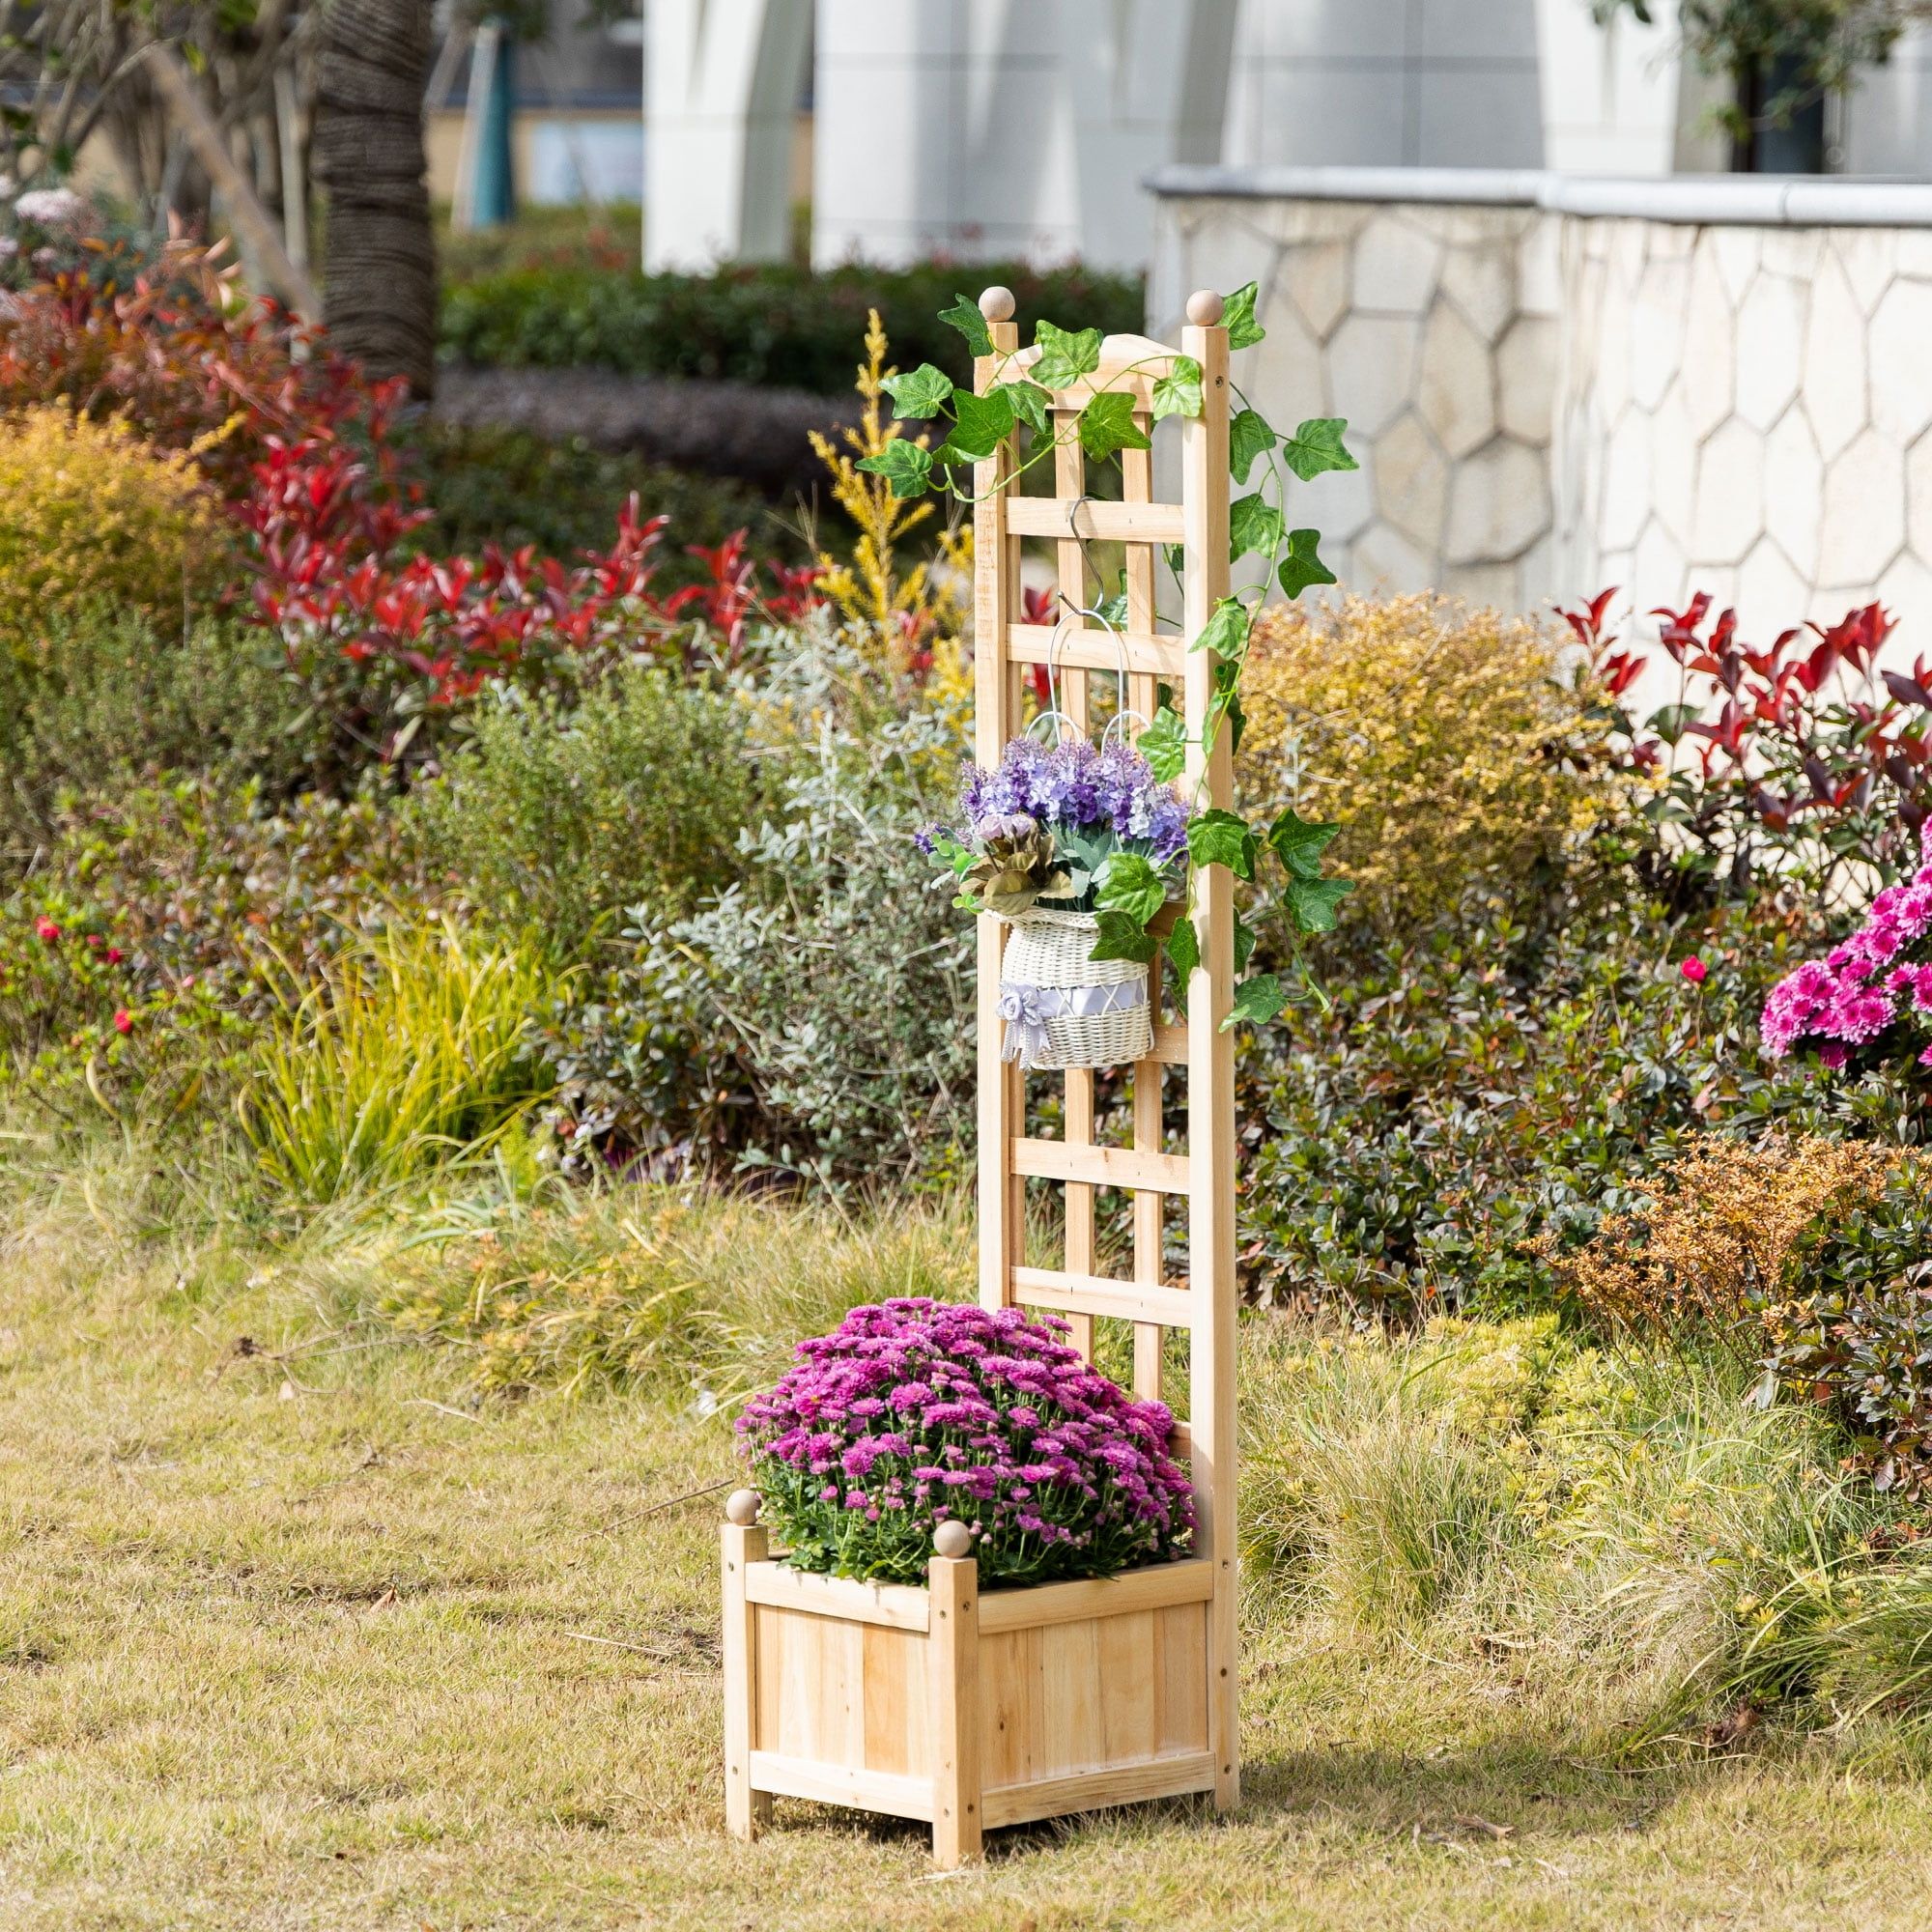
[313,0,438,395]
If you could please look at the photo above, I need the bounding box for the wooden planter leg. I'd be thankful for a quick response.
[927,1547,982,1868]
[723,1495,772,1839]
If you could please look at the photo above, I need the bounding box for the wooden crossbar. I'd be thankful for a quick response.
[1008,1137,1190,1195]
[1005,621,1187,681]
[1004,497,1185,544]
[1011,1265,1198,1330]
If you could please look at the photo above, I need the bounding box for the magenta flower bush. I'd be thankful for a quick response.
[736,1297,1194,1588]
[1762,826,1932,1071]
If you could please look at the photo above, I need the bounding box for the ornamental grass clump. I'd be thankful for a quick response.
[737,1297,1193,1588]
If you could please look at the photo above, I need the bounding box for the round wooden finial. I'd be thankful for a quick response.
[933,1520,973,1559]
[979,285,1015,323]
[724,1488,761,1526]
[1186,289,1226,327]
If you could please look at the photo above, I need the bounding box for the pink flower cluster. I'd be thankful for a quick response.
[1762,829,1932,1068]
[737,1297,1193,1588]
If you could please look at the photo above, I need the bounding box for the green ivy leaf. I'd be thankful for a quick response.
[1187,808,1257,880]
[1277,528,1337,600]
[856,439,933,499]
[1151,354,1203,421]
[993,379,1052,436]
[1095,587,1129,627]
[1220,972,1286,1032]
[879,363,953,421]
[1230,408,1276,485]
[1229,493,1285,566]
[1138,704,1188,782]
[1090,909,1158,964]
[1192,595,1250,660]
[1285,874,1353,934]
[1165,914,1200,991]
[1266,808,1341,881]
[1032,320,1103,389]
[1095,851,1168,926]
[1280,417,1358,482]
[941,293,994,359]
[1234,911,1258,974]
[1078,389,1151,463]
[1221,281,1265,352]
[1649,701,1699,746]
[938,385,1015,464]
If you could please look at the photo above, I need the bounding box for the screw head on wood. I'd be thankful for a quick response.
[933,1520,973,1559]
[979,285,1016,323]
[1185,289,1226,327]
[724,1488,761,1526]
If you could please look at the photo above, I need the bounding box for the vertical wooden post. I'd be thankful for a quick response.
[722,1492,772,1837]
[927,1544,982,1868]
[975,288,1023,1316]
[1179,291,1239,1811]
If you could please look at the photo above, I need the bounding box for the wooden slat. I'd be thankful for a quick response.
[980,1750,1215,1830]
[978,1558,1214,1634]
[748,1751,933,1823]
[1148,1023,1187,1066]
[1180,312,1240,1815]
[1132,1045,1167,1402]
[723,1521,773,1837]
[1005,497,1186,545]
[1011,1265,1198,1331]
[976,316,1023,1318]
[744,1564,930,1634]
[1056,430,1097,1367]
[1006,619,1187,681]
[1009,1137,1190,1195]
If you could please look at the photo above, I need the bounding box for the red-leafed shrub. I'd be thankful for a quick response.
[1563,588,1928,897]
[0,233,825,772]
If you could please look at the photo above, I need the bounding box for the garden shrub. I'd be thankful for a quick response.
[0,611,326,864]
[738,1298,1193,1587]
[404,420,810,581]
[542,620,974,1181]
[407,661,765,958]
[0,408,226,662]
[1237,593,1611,938]
[1551,1134,1899,1339]
[1233,893,1913,1317]
[0,779,413,1121]
[1761,1161,1932,1496]
[438,258,1145,394]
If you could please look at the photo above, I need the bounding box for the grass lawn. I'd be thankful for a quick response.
[4,1152,1932,1930]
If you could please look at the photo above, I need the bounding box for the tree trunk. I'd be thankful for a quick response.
[312,0,438,396]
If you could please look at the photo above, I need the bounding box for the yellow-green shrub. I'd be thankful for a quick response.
[0,408,226,661]
[1236,592,1609,936]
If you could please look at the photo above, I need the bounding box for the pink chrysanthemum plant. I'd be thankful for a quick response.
[1762,825,1932,1072]
[735,1297,1194,1589]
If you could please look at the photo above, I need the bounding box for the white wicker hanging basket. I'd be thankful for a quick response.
[997,907,1151,1071]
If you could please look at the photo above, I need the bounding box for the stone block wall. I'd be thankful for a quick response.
[1150,166,1932,639]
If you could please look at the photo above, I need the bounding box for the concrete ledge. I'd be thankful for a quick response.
[1147,163,1932,228]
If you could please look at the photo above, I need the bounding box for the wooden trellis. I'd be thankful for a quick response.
[722,288,1238,1870]
[972,284,1240,1818]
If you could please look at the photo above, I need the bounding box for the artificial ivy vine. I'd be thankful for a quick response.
[872,281,1358,1030]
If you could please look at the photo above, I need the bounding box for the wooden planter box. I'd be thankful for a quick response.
[723,1513,1220,1867]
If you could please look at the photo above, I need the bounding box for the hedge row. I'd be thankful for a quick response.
[438,259,1146,394]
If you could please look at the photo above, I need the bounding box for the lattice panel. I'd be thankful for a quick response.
[970,288,1238,1809]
